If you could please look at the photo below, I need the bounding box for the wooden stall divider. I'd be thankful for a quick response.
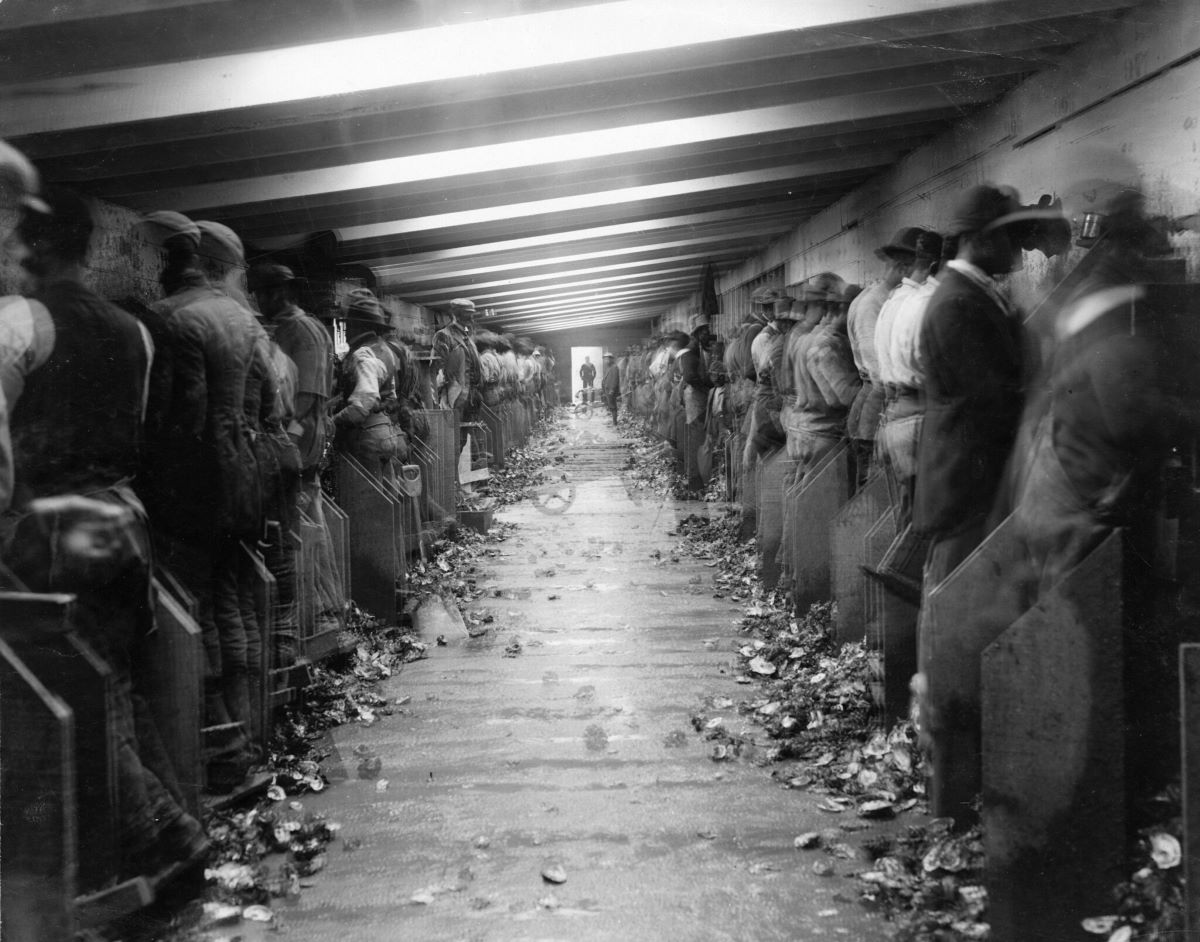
[481,402,506,468]
[1183,643,1200,937]
[922,514,1024,822]
[756,448,787,591]
[0,592,116,893]
[787,443,851,612]
[240,542,280,747]
[147,577,204,816]
[335,453,401,626]
[832,473,889,643]
[982,531,1124,942]
[418,408,459,524]
[0,635,77,941]
[320,492,352,608]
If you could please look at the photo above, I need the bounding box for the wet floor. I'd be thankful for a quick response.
[273,413,894,942]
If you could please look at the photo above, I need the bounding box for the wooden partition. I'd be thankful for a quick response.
[982,532,1124,942]
[240,543,278,747]
[335,454,402,626]
[832,473,889,643]
[1183,643,1200,937]
[147,578,204,817]
[321,493,352,607]
[418,408,458,524]
[756,448,787,591]
[0,592,116,895]
[0,634,76,941]
[481,403,506,468]
[922,515,1024,821]
[786,443,850,612]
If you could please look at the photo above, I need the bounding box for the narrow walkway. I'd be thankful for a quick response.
[280,414,891,941]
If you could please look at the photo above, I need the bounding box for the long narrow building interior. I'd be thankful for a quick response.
[1,2,1199,941]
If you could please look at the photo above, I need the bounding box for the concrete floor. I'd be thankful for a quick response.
[270,414,896,942]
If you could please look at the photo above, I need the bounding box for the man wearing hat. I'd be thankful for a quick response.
[433,298,484,424]
[331,290,404,484]
[793,273,859,477]
[137,210,273,767]
[912,184,1031,822]
[915,185,1028,576]
[249,263,333,480]
[600,351,621,424]
[846,227,922,487]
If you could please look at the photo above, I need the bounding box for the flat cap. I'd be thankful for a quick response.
[196,220,244,266]
[448,298,476,312]
[137,210,201,249]
[0,140,48,214]
[247,262,296,292]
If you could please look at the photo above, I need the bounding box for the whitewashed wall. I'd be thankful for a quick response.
[659,0,1200,337]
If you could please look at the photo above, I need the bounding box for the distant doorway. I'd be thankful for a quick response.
[570,346,603,405]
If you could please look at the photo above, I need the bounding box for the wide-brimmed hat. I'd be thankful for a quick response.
[137,210,201,249]
[949,184,1023,237]
[875,226,926,261]
[196,220,244,266]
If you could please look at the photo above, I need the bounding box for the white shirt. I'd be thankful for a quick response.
[874,278,920,385]
[887,275,940,389]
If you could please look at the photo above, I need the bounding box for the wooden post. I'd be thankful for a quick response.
[335,454,401,626]
[788,443,850,612]
[983,531,1124,942]
[832,473,888,643]
[1183,642,1200,937]
[0,635,76,942]
[922,514,1024,822]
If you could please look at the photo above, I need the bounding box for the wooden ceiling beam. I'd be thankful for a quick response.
[2,0,1027,137]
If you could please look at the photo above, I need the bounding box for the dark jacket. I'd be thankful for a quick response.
[601,362,621,396]
[142,274,270,539]
[11,280,150,503]
[914,266,1026,535]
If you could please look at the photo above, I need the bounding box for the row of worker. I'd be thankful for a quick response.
[618,179,1196,836]
[0,137,552,886]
